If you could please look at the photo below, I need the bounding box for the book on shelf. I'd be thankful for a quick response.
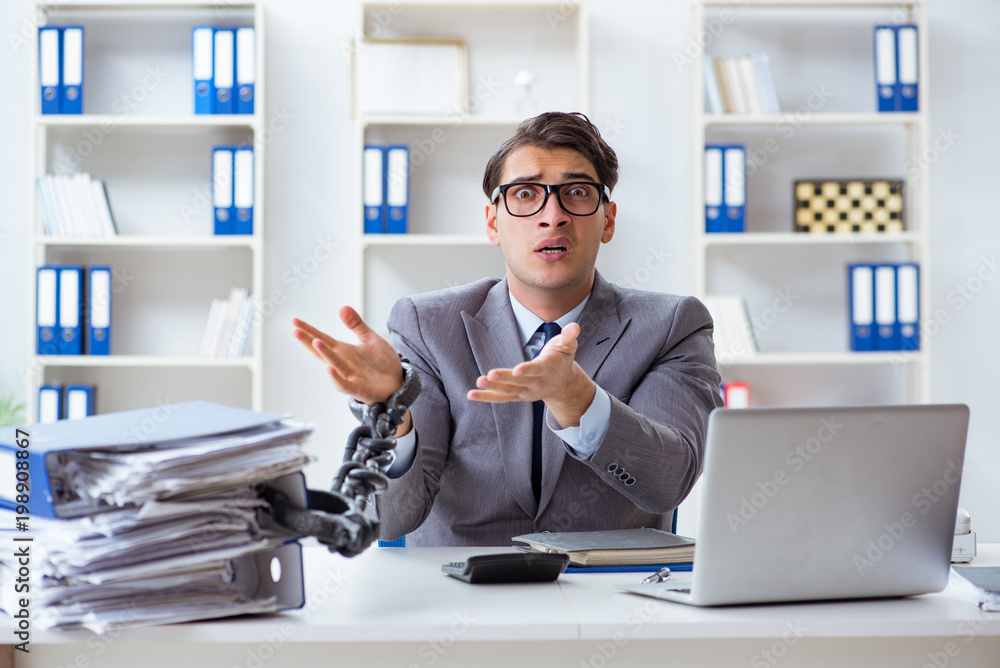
[38,384,97,422]
[705,52,781,115]
[38,25,84,115]
[512,528,695,567]
[37,264,114,356]
[847,262,919,353]
[199,287,253,358]
[37,173,117,238]
[704,144,746,233]
[363,143,410,234]
[702,295,757,362]
[874,24,918,113]
[192,26,255,115]
[191,26,256,116]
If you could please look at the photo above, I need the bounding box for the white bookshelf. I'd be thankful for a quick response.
[690,0,931,406]
[352,0,590,328]
[681,0,931,538]
[26,0,266,421]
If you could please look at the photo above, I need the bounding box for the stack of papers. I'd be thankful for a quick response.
[0,400,313,632]
[199,287,254,358]
[37,173,118,238]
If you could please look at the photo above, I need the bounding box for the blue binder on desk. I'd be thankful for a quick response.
[385,145,409,234]
[235,27,255,115]
[233,147,254,234]
[58,266,83,355]
[38,26,61,115]
[363,145,386,234]
[848,263,875,352]
[874,25,897,113]
[896,25,919,112]
[192,26,215,115]
[37,266,60,355]
[87,266,111,355]
[213,28,235,114]
[60,26,83,114]
[896,263,920,350]
[874,264,898,351]
[213,147,235,234]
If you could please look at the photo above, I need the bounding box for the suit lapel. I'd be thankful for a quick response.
[462,278,538,517]
[538,272,631,515]
[573,273,631,380]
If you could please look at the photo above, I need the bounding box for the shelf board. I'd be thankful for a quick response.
[700,232,923,246]
[701,112,922,127]
[34,355,254,369]
[34,115,258,129]
[363,234,493,247]
[363,0,579,10]
[36,0,256,9]
[34,356,255,368]
[701,0,922,8]
[719,351,924,366]
[362,114,524,128]
[35,236,256,249]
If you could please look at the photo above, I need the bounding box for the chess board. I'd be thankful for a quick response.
[794,179,904,234]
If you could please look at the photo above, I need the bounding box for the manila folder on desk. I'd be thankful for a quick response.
[512,528,695,566]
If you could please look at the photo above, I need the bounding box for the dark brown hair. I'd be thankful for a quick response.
[482,111,619,199]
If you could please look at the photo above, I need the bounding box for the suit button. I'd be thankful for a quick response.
[625,477,636,486]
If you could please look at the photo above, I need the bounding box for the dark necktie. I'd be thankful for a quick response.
[532,322,561,503]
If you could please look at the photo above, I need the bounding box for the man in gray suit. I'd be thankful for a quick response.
[293,112,722,546]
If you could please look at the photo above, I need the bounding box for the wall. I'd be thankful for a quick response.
[0,0,997,541]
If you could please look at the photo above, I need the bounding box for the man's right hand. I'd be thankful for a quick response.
[291,306,404,406]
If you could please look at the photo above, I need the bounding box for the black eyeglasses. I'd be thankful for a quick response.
[490,181,611,218]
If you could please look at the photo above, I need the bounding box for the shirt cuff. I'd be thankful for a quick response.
[384,427,417,479]
[547,386,611,459]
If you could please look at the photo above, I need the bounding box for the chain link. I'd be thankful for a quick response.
[261,360,421,558]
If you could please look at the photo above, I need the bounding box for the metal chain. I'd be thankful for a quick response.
[258,360,421,558]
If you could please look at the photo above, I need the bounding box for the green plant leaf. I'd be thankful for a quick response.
[0,393,26,427]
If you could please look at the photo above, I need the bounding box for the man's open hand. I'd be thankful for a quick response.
[466,322,596,428]
[291,306,403,406]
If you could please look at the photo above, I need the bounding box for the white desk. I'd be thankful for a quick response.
[9,545,1000,668]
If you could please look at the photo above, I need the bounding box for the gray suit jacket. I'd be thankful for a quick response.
[378,272,723,546]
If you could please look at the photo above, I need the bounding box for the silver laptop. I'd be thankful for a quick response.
[621,404,969,606]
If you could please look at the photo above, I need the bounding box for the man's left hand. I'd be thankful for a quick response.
[467,322,596,428]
